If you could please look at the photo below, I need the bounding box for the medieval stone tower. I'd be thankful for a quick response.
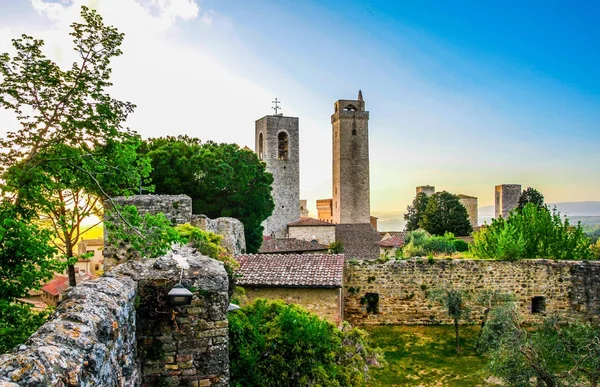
[495,184,522,219]
[255,114,300,237]
[332,91,371,224]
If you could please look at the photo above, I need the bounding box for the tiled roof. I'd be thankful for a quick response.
[288,217,335,227]
[377,235,404,247]
[41,273,95,296]
[259,237,329,254]
[335,223,381,260]
[379,231,407,240]
[236,254,344,288]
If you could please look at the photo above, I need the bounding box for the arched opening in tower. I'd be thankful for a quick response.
[258,132,264,160]
[278,132,288,160]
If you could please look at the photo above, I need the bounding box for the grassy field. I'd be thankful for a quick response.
[364,325,500,387]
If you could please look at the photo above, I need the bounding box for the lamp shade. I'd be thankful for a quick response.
[167,283,193,306]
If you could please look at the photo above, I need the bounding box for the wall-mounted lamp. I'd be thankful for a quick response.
[167,268,193,306]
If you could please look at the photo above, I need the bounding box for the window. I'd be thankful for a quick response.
[278,132,288,160]
[258,132,264,160]
[532,297,545,314]
[364,293,379,314]
[343,104,357,111]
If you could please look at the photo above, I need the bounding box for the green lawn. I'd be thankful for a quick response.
[364,325,500,387]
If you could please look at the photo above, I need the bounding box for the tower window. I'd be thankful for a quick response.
[344,104,358,111]
[352,129,357,135]
[278,132,288,160]
[258,132,264,161]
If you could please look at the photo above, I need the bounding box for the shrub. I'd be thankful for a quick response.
[423,236,456,255]
[453,239,469,252]
[402,241,426,257]
[404,229,428,246]
[229,299,384,386]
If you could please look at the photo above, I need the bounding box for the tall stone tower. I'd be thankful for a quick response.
[416,185,435,196]
[255,115,300,237]
[495,184,522,219]
[332,91,370,224]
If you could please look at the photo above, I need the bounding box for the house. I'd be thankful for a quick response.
[77,238,104,275]
[236,254,345,323]
[376,235,404,257]
[287,217,336,245]
[335,223,381,260]
[258,236,329,254]
[41,272,95,307]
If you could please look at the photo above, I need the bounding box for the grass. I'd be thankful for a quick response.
[365,325,500,387]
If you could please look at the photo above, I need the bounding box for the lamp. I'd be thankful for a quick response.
[167,268,193,306]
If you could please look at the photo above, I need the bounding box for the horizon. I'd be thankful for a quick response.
[1,0,599,222]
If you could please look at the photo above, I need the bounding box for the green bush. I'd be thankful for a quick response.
[423,236,456,255]
[229,299,384,386]
[453,239,469,252]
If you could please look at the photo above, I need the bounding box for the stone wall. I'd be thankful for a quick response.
[344,258,600,326]
[242,287,343,324]
[192,215,246,255]
[0,247,230,387]
[109,194,193,224]
[288,225,336,245]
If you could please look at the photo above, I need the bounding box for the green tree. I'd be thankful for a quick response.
[517,187,545,211]
[0,6,151,286]
[0,202,64,353]
[140,136,274,253]
[428,288,470,353]
[404,192,429,231]
[471,203,592,260]
[420,191,472,236]
[229,299,384,386]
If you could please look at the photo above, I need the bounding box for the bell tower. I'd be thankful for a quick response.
[255,107,300,237]
[332,90,371,224]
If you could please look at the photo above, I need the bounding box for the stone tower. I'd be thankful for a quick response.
[495,184,522,219]
[457,194,479,229]
[255,115,300,237]
[332,91,370,224]
[416,185,435,196]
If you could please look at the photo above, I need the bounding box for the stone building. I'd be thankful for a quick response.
[416,185,435,196]
[316,198,334,223]
[236,254,345,323]
[457,194,479,229]
[332,91,371,224]
[287,217,336,245]
[299,199,309,218]
[495,184,522,218]
[255,115,300,237]
[258,237,329,254]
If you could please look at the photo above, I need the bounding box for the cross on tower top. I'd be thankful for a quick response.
[272,98,282,116]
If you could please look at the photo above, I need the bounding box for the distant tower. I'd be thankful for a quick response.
[255,110,300,237]
[416,185,435,196]
[299,199,309,218]
[495,184,522,219]
[332,90,370,224]
[457,194,479,229]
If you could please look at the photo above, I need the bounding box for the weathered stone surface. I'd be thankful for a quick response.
[0,276,138,386]
[344,258,600,325]
[191,215,246,255]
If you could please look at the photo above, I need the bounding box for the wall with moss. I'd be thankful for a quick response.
[344,258,600,325]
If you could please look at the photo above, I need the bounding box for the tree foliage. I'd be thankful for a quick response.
[420,191,472,236]
[517,187,545,211]
[0,6,151,286]
[139,136,274,253]
[229,299,384,386]
[480,307,600,387]
[404,192,429,231]
[427,288,470,353]
[471,203,592,260]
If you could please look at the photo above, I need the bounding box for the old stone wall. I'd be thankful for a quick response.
[192,215,246,255]
[0,247,230,387]
[344,258,600,326]
[288,225,336,245]
[0,277,139,386]
[242,287,343,324]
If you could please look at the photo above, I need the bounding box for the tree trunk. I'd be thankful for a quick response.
[66,241,76,287]
[475,307,490,352]
[454,319,461,353]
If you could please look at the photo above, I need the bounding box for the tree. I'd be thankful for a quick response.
[228,299,384,386]
[480,307,600,387]
[471,203,592,260]
[0,6,151,286]
[427,288,470,353]
[140,136,274,253]
[0,202,64,353]
[517,187,545,211]
[420,191,472,236]
[404,192,429,231]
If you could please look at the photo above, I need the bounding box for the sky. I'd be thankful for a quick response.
[0,0,599,230]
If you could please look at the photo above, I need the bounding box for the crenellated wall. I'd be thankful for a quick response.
[344,258,600,326]
[0,247,230,387]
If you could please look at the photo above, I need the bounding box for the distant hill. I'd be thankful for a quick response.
[479,201,600,225]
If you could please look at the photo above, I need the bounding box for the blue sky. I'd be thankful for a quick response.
[0,0,599,229]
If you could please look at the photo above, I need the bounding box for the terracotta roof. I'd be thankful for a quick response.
[377,235,404,247]
[335,223,381,260]
[259,237,329,254]
[236,254,344,288]
[288,217,335,227]
[379,231,407,240]
[41,273,95,296]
